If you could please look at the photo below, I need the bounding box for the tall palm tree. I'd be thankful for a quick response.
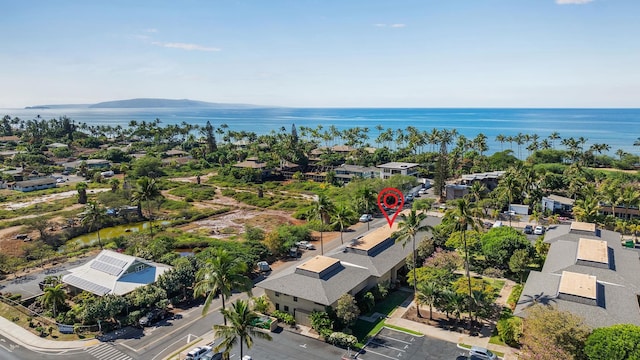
[330,203,356,244]
[194,249,252,325]
[81,201,108,249]
[308,194,335,254]
[443,198,480,329]
[76,182,88,204]
[213,299,272,359]
[416,282,439,321]
[41,283,66,318]
[131,176,162,238]
[393,208,432,317]
[355,185,377,231]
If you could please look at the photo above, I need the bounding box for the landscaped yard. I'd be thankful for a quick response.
[352,290,413,345]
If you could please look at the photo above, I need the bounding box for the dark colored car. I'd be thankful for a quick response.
[524,225,533,234]
[139,308,168,327]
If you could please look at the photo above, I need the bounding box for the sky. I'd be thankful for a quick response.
[1,0,639,108]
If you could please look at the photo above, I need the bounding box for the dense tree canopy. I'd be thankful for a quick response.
[584,324,640,360]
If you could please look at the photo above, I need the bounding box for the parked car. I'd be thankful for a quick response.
[201,352,223,360]
[139,307,168,327]
[523,225,533,234]
[469,346,497,360]
[242,356,253,360]
[418,188,428,195]
[405,194,414,202]
[186,346,213,360]
[256,261,271,272]
[295,241,315,250]
[534,225,545,235]
[359,214,373,222]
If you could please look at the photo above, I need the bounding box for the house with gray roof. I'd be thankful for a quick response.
[11,177,57,192]
[62,250,171,296]
[514,221,640,328]
[377,162,420,179]
[258,219,414,326]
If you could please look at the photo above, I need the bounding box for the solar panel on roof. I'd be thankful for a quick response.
[90,260,124,276]
[64,275,111,296]
[97,254,128,268]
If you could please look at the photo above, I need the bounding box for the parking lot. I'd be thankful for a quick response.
[356,327,467,360]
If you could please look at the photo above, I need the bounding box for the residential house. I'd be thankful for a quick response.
[514,221,640,328]
[258,218,415,326]
[62,250,171,296]
[233,157,270,179]
[62,159,112,171]
[541,194,575,215]
[10,177,57,192]
[334,164,378,183]
[377,162,420,179]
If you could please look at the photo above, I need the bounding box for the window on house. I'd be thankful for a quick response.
[293,297,298,302]
[275,303,280,311]
[275,292,280,297]
[284,306,289,312]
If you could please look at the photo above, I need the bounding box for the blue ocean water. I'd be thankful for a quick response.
[2,107,638,156]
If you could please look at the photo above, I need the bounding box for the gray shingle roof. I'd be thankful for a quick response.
[258,262,371,305]
[516,224,640,328]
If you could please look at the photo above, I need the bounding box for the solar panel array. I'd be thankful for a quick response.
[90,254,128,276]
[64,275,111,296]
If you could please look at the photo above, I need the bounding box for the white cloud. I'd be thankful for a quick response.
[374,23,406,28]
[556,0,594,4]
[151,42,221,52]
[144,28,158,33]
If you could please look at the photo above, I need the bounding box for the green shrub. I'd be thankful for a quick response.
[507,284,523,310]
[497,316,523,346]
[328,332,357,348]
[272,310,295,325]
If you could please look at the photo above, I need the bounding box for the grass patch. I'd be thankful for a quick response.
[383,324,423,336]
[168,183,217,201]
[483,278,506,292]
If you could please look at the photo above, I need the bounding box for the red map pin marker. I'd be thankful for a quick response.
[378,187,405,228]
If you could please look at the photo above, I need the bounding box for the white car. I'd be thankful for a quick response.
[295,241,315,250]
[186,346,212,360]
[534,225,545,235]
[359,214,373,222]
[469,346,497,360]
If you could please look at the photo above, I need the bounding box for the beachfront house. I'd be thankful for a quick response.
[514,222,640,328]
[62,250,171,296]
[258,218,415,326]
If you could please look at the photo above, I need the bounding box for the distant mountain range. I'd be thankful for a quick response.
[25,98,269,109]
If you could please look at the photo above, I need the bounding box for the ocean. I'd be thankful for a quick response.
[1,107,638,156]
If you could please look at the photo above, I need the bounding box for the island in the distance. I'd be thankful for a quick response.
[25,98,271,109]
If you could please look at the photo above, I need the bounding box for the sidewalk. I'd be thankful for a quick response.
[0,316,100,351]
[384,298,520,360]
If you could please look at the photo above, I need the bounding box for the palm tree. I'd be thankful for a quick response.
[416,282,439,321]
[194,249,252,325]
[355,185,377,231]
[443,198,480,329]
[81,201,108,249]
[308,194,335,255]
[393,208,432,318]
[76,182,88,204]
[214,299,272,359]
[109,178,120,193]
[330,203,356,244]
[41,283,66,318]
[131,176,162,238]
